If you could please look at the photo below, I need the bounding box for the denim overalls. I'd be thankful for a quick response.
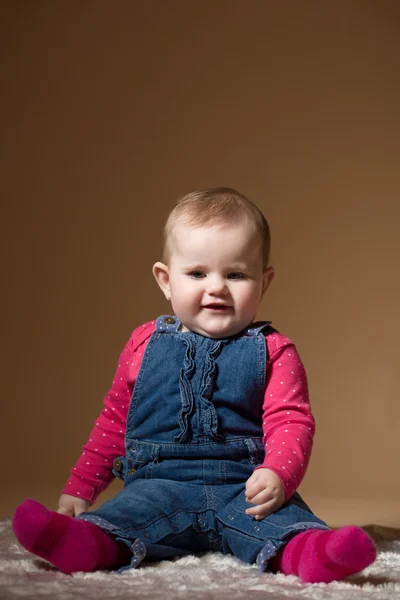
[79,315,328,571]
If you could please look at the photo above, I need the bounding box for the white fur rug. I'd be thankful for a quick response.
[1,520,400,600]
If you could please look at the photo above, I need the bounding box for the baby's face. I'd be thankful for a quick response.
[157,221,273,338]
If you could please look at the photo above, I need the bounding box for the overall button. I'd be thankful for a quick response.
[164,317,175,324]
[128,468,136,476]
[113,459,122,472]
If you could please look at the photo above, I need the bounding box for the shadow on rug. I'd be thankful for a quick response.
[1,520,400,600]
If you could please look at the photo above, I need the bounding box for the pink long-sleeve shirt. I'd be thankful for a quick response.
[63,321,315,504]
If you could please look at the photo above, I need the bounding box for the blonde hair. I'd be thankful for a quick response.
[163,187,271,266]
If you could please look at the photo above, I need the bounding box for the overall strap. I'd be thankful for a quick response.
[155,314,181,333]
[244,321,277,337]
[244,321,277,367]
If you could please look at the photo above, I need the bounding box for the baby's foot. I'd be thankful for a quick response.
[12,499,130,573]
[271,526,376,583]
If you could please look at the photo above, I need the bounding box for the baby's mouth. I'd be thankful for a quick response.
[203,304,231,311]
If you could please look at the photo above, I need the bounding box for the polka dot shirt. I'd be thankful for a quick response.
[63,321,315,504]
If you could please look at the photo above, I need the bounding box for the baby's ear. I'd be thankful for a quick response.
[261,266,275,298]
[152,262,171,300]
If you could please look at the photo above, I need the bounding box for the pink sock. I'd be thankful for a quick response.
[270,526,376,583]
[12,499,131,574]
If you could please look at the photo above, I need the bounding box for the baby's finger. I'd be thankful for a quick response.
[245,499,277,519]
[57,506,73,516]
[245,489,272,506]
[245,482,265,500]
[245,478,254,492]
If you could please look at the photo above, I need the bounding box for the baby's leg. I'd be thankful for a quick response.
[217,490,376,583]
[13,479,208,573]
[12,499,131,574]
[269,526,376,584]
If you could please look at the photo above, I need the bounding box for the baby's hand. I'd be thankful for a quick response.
[57,494,90,517]
[245,468,285,520]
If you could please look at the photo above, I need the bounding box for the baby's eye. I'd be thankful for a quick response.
[227,272,246,280]
[188,271,206,279]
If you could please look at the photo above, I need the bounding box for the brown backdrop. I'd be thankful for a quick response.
[2,1,399,526]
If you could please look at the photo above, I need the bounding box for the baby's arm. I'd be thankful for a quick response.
[245,333,315,519]
[59,326,152,508]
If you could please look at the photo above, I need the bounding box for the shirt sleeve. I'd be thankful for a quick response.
[257,333,315,501]
[61,322,155,504]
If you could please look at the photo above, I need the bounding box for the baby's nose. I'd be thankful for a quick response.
[206,275,227,294]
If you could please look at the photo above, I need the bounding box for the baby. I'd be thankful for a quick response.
[13,187,376,582]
